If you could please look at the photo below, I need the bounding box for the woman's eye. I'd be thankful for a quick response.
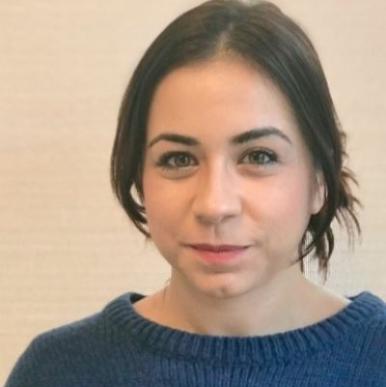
[156,152,197,170]
[241,149,278,166]
[155,149,277,172]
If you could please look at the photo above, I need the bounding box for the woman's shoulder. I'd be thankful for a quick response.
[28,292,140,353]
[32,311,104,353]
[344,291,386,329]
[5,292,140,387]
[356,291,386,325]
[32,291,142,343]
[342,291,386,358]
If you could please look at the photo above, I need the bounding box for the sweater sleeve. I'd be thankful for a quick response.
[4,312,110,387]
[4,337,47,387]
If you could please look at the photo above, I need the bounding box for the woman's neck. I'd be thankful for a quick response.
[134,266,350,337]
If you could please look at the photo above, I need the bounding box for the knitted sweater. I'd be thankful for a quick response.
[5,291,386,387]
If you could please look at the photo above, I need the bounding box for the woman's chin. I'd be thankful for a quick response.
[189,274,257,300]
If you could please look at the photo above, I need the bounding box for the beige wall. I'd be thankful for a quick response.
[1,0,385,383]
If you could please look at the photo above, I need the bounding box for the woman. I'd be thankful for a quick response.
[5,1,386,386]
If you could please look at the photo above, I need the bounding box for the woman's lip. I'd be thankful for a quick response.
[189,244,248,252]
[188,245,249,263]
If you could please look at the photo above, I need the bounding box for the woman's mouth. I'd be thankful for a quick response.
[187,244,250,263]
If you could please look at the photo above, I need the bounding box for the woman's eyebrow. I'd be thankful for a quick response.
[147,127,293,148]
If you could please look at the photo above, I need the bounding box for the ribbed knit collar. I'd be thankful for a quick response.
[104,291,385,364]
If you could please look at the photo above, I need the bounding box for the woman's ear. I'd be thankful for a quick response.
[311,170,326,215]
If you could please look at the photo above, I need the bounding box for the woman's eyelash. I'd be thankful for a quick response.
[155,149,278,170]
[156,152,197,170]
[240,149,278,165]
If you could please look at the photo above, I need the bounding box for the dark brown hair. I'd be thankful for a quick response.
[110,0,360,282]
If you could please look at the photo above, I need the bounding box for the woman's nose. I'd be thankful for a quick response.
[192,164,242,225]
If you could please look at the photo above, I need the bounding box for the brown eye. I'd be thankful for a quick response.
[156,152,197,169]
[241,149,278,166]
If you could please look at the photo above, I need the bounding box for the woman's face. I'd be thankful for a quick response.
[142,57,324,299]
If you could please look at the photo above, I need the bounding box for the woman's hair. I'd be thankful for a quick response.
[110,0,360,282]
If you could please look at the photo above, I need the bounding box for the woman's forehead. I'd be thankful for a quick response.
[151,57,286,106]
[147,58,301,146]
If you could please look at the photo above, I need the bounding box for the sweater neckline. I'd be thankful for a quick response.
[104,291,384,364]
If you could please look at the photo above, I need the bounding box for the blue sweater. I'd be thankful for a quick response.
[5,291,386,386]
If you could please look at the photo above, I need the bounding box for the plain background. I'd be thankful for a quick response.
[1,0,385,383]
